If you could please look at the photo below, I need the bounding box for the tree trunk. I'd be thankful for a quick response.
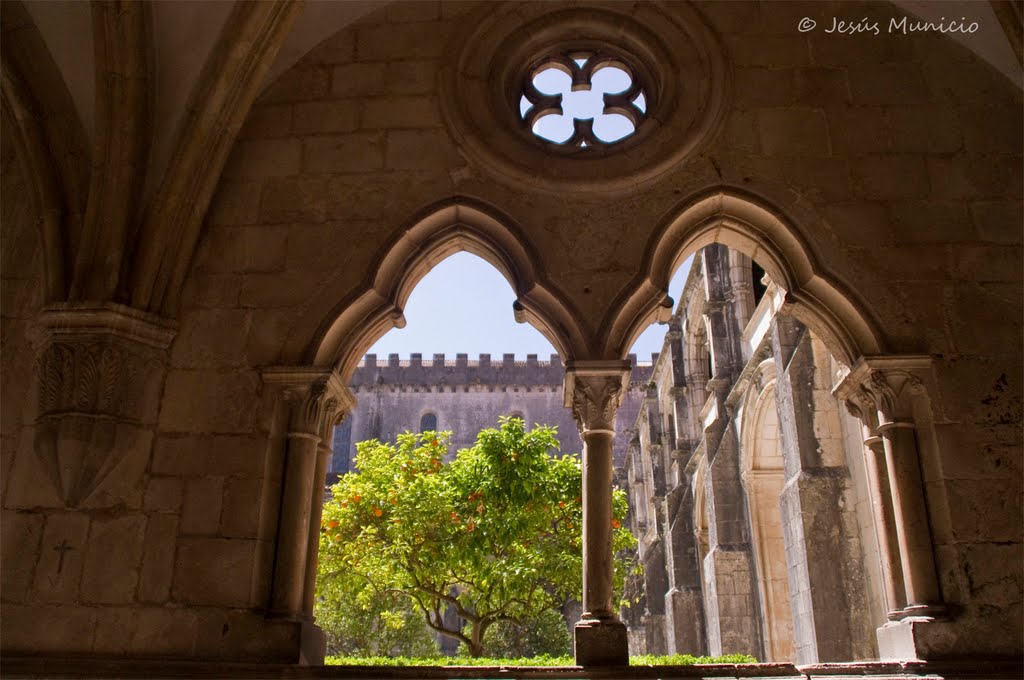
[468,620,486,657]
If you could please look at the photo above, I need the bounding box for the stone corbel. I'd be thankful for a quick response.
[33,303,176,508]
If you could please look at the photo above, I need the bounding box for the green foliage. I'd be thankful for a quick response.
[630,653,758,665]
[314,577,438,657]
[478,607,572,658]
[316,417,636,657]
[324,653,758,666]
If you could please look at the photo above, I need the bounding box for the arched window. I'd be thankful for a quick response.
[420,412,438,433]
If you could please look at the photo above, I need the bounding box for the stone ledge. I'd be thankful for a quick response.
[3,658,1020,679]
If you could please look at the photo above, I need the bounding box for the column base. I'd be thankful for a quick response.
[574,617,628,666]
[299,620,326,665]
[877,615,952,661]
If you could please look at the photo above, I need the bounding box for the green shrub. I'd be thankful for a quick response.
[324,653,757,666]
[477,608,572,658]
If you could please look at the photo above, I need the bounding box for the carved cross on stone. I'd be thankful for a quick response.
[53,539,74,574]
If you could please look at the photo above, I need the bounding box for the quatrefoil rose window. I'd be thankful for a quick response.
[518,53,647,147]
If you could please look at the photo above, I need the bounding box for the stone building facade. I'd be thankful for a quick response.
[621,245,885,664]
[330,353,654,477]
[1,0,1021,676]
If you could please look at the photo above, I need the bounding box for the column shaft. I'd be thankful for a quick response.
[302,443,333,618]
[880,423,941,609]
[582,430,615,617]
[566,364,630,666]
[863,434,906,617]
[270,432,319,619]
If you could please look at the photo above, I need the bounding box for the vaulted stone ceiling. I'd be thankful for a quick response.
[17,0,388,203]
[16,0,1021,194]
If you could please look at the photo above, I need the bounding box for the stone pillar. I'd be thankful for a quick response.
[662,484,707,655]
[702,244,745,382]
[565,360,631,666]
[701,422,761,659]
[878,423,942,612]
[301,440,337,618]
[261,368,353,663]
[836,356,948,661]
[641,539,669,656]
[770,316,875,663]
[860,429,907,619]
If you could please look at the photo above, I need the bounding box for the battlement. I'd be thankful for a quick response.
[351,352,657,388]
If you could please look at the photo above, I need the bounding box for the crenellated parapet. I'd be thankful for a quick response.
[349,352,656,391]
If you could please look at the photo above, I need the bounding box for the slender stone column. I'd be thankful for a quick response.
[583,428,617,617]
[877,421,942,611]
[836,357,947,660]
[273,430,319,619]
[261,369,353,622]
[862,433,907,618]
[565,360,631,666]
[301,440,337,618]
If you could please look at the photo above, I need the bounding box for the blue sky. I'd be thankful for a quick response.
[366,252,692,362]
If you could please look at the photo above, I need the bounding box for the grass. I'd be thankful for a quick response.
[325,653,757,666]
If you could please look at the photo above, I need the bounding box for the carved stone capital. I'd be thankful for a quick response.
[262,367,356,441]
[834,355,934,427]
[563,360,631,433]
[33,303,176,507]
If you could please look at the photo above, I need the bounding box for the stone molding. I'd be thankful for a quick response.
[308,201,586,377]
[131,1,302,315]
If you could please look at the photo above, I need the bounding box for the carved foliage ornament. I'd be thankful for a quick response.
[842,368,927,429]
[279,372,354,441]
[35,340,166,507]
[571,375,624,432]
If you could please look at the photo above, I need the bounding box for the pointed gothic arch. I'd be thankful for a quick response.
[606,189,885,367]
[307,199,587,380]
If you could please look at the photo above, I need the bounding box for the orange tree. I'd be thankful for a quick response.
[316,417,636,657]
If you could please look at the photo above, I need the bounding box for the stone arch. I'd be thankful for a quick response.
[308,199,587,380]
[606,189,885,366]
[738,360,794,662]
